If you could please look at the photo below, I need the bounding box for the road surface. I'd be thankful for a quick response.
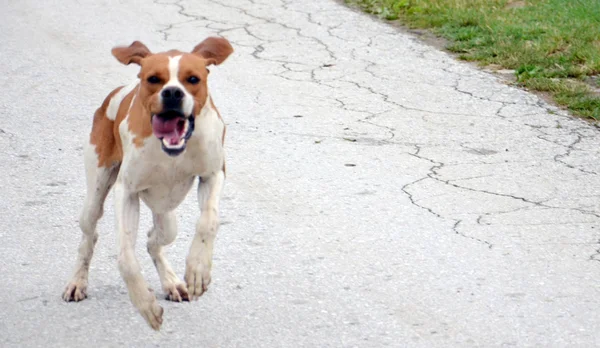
[1,0,600,347]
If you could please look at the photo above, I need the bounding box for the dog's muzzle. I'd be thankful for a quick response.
[151,87,195,156]
[151,111,195,156]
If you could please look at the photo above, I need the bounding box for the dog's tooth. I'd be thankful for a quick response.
[161,135,187,150]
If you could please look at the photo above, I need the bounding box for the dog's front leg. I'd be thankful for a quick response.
[114,180,163,330]
[185,170,225,300]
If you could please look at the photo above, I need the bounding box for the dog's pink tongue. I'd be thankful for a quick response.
[152,117,180,144]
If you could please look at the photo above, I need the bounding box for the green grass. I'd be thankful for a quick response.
[345,0,600,119]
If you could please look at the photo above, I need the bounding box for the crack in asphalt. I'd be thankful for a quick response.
[153,0,600,259]
[453,220,493,249]
[552,131,598,176]
[403,144,600,249]
[401,147,495,248]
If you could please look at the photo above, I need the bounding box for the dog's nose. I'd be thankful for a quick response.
[161,87,184,102]
[160,87,183,101]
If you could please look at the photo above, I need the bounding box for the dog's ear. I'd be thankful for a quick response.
[112,41,152,65]
[191,37,233,66]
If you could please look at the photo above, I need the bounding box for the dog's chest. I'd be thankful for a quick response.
[140,177,195,213]
[120,152,192,212]
[120,121,224,212]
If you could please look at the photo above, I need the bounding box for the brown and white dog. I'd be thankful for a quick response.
[62,37,233,330]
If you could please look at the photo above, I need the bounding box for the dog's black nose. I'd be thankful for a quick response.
[161,87,184,108]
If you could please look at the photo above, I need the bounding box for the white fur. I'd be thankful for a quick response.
[64,54,226,330]
[107,80,139,120]
[113,95,224,328]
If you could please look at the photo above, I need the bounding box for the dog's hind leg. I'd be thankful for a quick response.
[63,143,118,301]
[147,212,189,302]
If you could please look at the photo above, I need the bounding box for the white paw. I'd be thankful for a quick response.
[184,257,212,300]
[137,292,164,331]
[164,282,189,302]
[62,279,88,302]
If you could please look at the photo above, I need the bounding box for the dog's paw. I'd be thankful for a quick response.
[184,258,211,300]
[129,287,164,330]
[62,280,88,302]
[138,295,164,331]
[164,282,189,302]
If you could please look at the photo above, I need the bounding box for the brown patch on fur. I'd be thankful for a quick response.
[125,54,172,148]
[112,41,151,66]
[109,85,153,149]
[191,37,234,66]
[90,85,147,166]
[136,55,170,118]
[90,87,124,167]
[178,54,210,117]
[127,94,154,148]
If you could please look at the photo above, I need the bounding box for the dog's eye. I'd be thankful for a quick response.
[187,76,200,84]
[147,76,161,84]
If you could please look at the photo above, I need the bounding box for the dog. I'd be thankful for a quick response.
[62,37,233,330]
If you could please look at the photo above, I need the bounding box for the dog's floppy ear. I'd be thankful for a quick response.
[191,37,233,66]
[111,41,152,65]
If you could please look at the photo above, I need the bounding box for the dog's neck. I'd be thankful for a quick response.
[197,94,214,119]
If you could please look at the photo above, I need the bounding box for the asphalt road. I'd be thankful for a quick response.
[2,0,600,347]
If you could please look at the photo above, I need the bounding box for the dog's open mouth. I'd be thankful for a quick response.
[151,111,195,156]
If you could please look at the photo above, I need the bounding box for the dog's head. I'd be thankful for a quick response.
[111,37,233,156]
